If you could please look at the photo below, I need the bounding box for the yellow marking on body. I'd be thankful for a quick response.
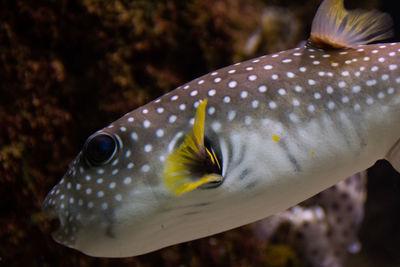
[311,151,315,156]
[163,99,223,195]
[272,135,280,142]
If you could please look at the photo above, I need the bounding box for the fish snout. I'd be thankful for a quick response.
[42,182,80,248]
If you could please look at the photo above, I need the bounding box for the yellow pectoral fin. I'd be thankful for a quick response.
[171,174,223,195]
[163,99,223,196]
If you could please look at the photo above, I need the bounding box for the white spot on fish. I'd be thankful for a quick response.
[252,100,259,108]
[299,67,307,72]
[141,165,150,172]
[143,120,151,128]
[286,72,295,78]
[263,65,273,70]
[366,80,377,86]
[169,115,177,123]
[289,113,299,123]
[228,80,237,88]
[213,77,221,83]
[131,132,138,141]
[294,85,302,92]
[123,177,132,185]
[371,66,379,72]
[341,71,349,76]
[227,110,236,121]
[327,101,335,110]
[144,144,152,152]
[248,74,257,81]
[223,96,231,103]
[211,122,222,132]
[278,88,286,95]
[258,85,267,93]
[156,129,164,137]
[352,85,361,93]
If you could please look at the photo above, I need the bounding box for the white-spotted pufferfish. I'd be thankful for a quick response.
[42,0,400,257]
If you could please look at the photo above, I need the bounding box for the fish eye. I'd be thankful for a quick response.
[83,133,118,166]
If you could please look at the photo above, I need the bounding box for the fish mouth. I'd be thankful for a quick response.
[42,193,63,240]
[42,189,78,248]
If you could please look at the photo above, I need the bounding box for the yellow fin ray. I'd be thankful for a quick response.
[163,99,223,196]
[310,0,393,48]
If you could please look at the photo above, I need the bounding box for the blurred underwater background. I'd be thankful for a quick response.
[2,0,400,266]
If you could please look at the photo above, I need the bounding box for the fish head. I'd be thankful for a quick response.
[42,100,228,257]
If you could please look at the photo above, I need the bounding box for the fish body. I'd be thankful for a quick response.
[43,0,400,257]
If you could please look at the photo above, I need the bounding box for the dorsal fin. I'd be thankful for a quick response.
[309,0,393,49]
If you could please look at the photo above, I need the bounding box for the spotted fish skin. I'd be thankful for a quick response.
[43,0,400,258]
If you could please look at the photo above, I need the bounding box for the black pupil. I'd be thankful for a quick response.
[85,134,116,165]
